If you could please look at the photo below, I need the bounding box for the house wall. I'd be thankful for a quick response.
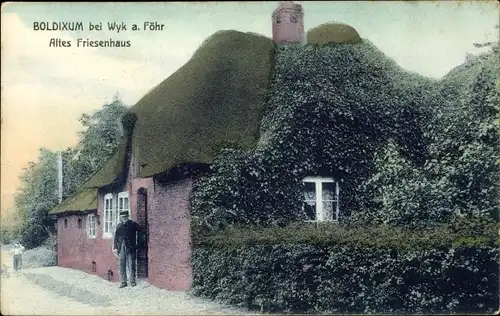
[57,212,119,281]
[57,149,194,291]
[145,179,193,290]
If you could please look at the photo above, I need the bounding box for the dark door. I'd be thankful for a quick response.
[136,188,148,278]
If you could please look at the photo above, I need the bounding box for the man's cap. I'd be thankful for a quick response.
[119,211,129,216]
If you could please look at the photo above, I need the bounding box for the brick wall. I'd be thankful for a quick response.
[57,213,119,282]
[272,4,305,44]
[57,148,194,290]
[147,178,193,291]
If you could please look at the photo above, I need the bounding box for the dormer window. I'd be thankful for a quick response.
[302,177,339,222]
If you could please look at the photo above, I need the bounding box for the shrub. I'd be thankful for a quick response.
[194,221,499,251]
[20,223,49,250]
[22,246,57,269]
[192,244,499,314]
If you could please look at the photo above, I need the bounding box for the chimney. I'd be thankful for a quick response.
[272,1,305,44]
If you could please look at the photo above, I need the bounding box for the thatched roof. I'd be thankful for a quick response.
[50,30,275,214]
[50,26,490,216]
[307,23,362,45]
[129,30,275,178]
[49,188,98,215]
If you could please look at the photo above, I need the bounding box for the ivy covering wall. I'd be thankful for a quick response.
[190,41,437,234]
[189,40,499,313]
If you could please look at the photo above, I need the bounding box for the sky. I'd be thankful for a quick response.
[1,1,498,215]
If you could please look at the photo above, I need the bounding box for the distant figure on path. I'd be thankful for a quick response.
[10,243,25,271]
[113,210,141,288]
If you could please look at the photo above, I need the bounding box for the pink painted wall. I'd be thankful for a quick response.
[146,179,193,290]
[57,212,119,282]
[57,146,194,291]
[272,2,305,44]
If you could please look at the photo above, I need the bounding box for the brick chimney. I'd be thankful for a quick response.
[272,1,305,44]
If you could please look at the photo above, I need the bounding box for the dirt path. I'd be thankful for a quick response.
[1,248,253,315]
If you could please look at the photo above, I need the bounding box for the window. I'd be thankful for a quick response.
[77,218,82,229]
[302,177,339,222]
[290,14,298,23]
[276,15,281,24]
[103,193,114,238]
[64,218,68,228]
[87,214,97,238]
[107,270,114,281]
[117,192,130,224]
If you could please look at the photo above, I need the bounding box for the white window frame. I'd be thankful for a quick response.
[116,191,130,224]
[87,214,97,238]
[302,177,340,222]
[103,193,115,238]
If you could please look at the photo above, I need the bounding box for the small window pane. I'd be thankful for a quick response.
[304,203,316,220]
[322,182,335,201]
[322,200,336,221]
[303,182,316,204]
[303,182,316,220]
[119,198,123,210]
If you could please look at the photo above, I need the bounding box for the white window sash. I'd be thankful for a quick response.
[117,191,130,224]
[302,178,339,222]
[103,193,114,238]
[87,214,96,238]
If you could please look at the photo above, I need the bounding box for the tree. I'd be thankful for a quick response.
[11,94,129,248]
[63,94,128,196]
[13,148,58,248]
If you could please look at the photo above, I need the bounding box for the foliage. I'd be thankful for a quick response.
[22,246,57,269]
[189,40,499,314]
[63,94,128,196]
[194,221,499,252]
[192,244,499,314]
[0,210,24,244]
[13,148,58,248]
[349,43,499,228]
[353,140,455,228]
[12,95,127,247]
[190,41,436,235]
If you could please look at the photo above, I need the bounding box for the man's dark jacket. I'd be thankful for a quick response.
[114,220,140,254]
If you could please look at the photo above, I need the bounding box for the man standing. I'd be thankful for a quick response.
[113,210,141,288]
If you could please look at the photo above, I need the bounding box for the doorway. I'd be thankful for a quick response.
[136,188,148,278]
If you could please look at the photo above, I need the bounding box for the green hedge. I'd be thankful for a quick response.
[194,220,499,251]
[192,243,499,314]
